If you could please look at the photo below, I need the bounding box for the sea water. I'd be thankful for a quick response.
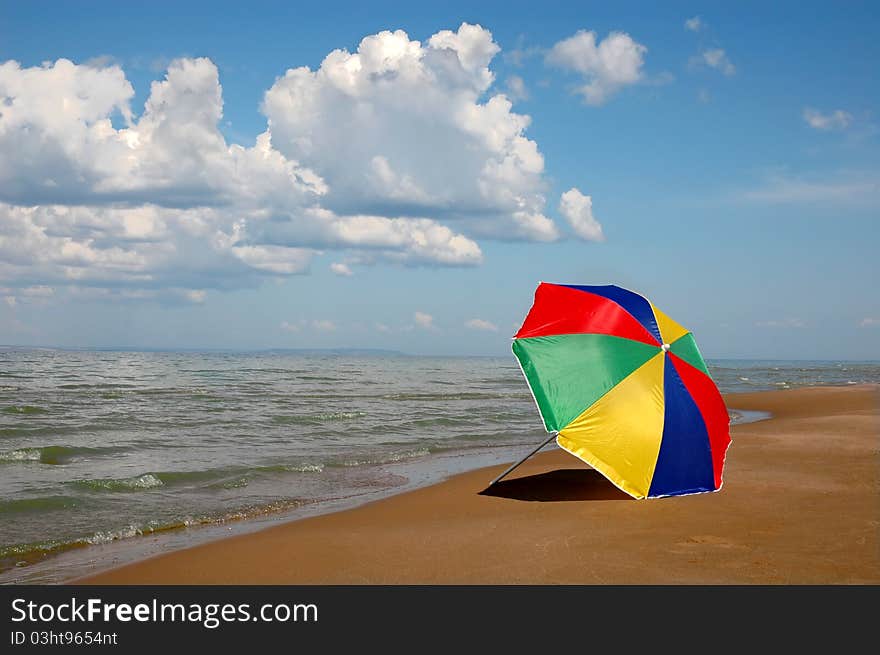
[1,348,877,583]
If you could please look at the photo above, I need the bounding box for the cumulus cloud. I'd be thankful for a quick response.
[559,188,604,241]
[691,48,736,76]
[0,23,589,303]
[231,245,313,275]
[465,318,498,331]
[859,318,880,328]
[685,17,704,32]
[330,262,353,276]
[414,311,435,329]
[2,56,470,298]
[263,24,558,241]
[546,29,646,105]
[803,108,853,130]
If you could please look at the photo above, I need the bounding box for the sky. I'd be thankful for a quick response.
[0,1,877,358]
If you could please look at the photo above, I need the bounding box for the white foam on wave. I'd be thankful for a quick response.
[280,463,324,473]
[0,448,41,462]
[78,473,165,491]
[87,525,142,545]
[341,448,431,467]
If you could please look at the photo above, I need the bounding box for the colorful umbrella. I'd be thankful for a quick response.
[494,282,731,499]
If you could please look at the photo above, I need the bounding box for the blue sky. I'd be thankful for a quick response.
[0,1,877,358]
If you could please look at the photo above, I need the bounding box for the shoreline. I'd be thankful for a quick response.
[0,405,766,583]
[2,444,534,584]
[74,384,879,584]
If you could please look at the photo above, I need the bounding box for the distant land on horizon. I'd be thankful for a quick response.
[0,344,412,357]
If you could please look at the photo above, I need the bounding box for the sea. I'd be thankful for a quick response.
[1,348,878,584]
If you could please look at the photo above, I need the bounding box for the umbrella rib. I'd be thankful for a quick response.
[487,431,559,488]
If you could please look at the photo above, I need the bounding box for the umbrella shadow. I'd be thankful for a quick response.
[479,468,631,502]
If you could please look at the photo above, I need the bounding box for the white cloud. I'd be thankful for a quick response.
[755,318,806,328]
[859,318,880,328]
[0,23,591,302]
[503,35,543,68]
[330,262,353,276]
[0,285,55,307]
[263,24,558,242]
[685,17,704,32]
[505,74,528,100]
[312,319,336,332]
[310,212,485,264]
[465,318,498,331]
[62,286,209,306]
[559,188,604,241]
[546,29,647,105]
[803,108,853,130]
[184,289,206,303]
[231,245,313,275]
[414,311,435,329]
[281,319,336,332]
[691,49,736,76]
[742,171,880,206]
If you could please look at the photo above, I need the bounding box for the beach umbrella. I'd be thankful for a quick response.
[491,282,731,499]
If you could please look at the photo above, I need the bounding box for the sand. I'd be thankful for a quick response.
[78,385,879,584]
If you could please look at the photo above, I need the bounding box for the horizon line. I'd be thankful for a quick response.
[0,344,878,363]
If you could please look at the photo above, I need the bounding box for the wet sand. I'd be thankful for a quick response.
[78,385,879,584]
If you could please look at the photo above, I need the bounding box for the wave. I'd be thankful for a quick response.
[271,411,366,425]
[480,376,521,383]
[337,448,430,467]
[2,405,47,415]
[0,422,119,438]
[234,368,312,374]
[406,416,470,427]
[71,473,164,492]
[0,499,305,573]
[67,462,325,494]
[264,463,324,473]
[0,495,81,515]
[202,463,325,489]
[130,388,221,400]
[381,392,518,401]
[57,383,138,390]
[0,444,128,465]
[428,439,535,454]
[158,463,324,486]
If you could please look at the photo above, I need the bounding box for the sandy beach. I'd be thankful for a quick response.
[78,385,879,584]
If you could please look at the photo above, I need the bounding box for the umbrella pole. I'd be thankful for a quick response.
[487,432,558,487]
